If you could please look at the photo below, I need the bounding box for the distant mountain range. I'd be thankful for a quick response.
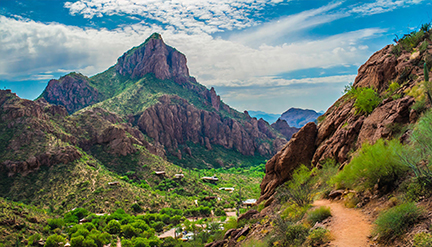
[249,108,322,128]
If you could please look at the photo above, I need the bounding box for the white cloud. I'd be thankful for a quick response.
[230,1,348,46]
[63,0,284,34]
[350,0,425,15]
[0,13,381,89]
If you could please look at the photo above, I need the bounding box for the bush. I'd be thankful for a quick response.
[121,224,140,238]
[104,220,121,234]
[332,139,407,191]
[281,203,310,222]
[285,224,309,245]
[353,87,381,114]
[45,234,66,247]
[47,218,65,230]
[413,232,432,247]
[305,227,331,246]
[373,202,423,241]
[276,165,313,206]
[307,206,332,225]
[27,233,41,246]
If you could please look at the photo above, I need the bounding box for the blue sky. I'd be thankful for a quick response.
[0,0,431,113]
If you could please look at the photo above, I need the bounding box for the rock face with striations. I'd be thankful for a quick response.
[137,95,284,157]
[270,119,299,140]
[258,39,431,203]
[115,33,190,85]
[259,122,317,201]
[40,73,99,114]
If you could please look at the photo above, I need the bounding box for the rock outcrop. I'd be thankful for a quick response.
[137,95,285,157]
[40,73,99,114]
[271,119,299,140]
[259,38,430,202]
[115,33,190,85]
[259,122,317,202]
[0,90,163,176]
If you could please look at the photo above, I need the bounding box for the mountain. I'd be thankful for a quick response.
[258,34,429,203]
[279,107,322,128]
[247,111,280,124]
[38,33,288,168]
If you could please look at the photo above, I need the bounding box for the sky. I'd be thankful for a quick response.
[0,0,431,113]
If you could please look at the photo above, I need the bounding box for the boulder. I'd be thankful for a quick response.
[258,122,317,203]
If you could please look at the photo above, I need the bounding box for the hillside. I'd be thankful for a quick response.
[38,33,288,168]
[203,24,432,247]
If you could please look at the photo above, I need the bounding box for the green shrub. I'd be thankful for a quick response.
[281,203,310,222]
[223,217,238,232]
[70,235,85,247]
[45,234,66,247]
[104,220,121,234]
[276,165,313,206]
[413,232,432,247]
[307,206,332,225]
[47,218,65,230]
[332,139,407,191]
[411,96,427,113]
[27,233,41,246]
[353,87,381,114]
[305,227,331,246]
[373,202,423,241]
[285,224,309,245]
[121,224,140,238]
[402,110,432,188]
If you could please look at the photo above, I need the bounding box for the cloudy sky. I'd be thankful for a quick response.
[0,0,431,113]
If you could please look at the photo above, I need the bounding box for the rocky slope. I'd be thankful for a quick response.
[279,107,321,128]
[39,33,288,167]
[258,33,432,203]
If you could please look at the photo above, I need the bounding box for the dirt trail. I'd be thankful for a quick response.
[313,200,372,247]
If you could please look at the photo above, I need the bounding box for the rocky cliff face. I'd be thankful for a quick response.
[36,33,287,168]
[115,33,191,85]
[258,39,431,203]
[270,119,299,140]
[0,89,161,177]
[40,73,99,114]
[136,95,286,157]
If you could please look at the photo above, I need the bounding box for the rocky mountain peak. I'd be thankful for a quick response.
[115,33,191,84]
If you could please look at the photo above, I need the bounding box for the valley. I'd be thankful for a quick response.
[2,22,432,247]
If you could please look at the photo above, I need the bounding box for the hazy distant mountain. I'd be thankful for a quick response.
[248,111,280,124]
[279,108,322,128]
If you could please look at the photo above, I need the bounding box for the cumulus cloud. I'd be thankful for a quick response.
[0,15,155,79]
[0,13,381,88]
[63,0,283,34]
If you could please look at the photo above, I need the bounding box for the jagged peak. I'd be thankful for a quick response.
[115,33,190,82]
[144,32,163,43]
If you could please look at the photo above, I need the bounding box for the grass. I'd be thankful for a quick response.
[373,202,423,241]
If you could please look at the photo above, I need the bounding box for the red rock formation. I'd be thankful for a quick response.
[271,119,299,140]
[41,73,99,114]
[137,95,285,157]
[259,39,430,202]
[115,33,190,85]
[259,122,317,202]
